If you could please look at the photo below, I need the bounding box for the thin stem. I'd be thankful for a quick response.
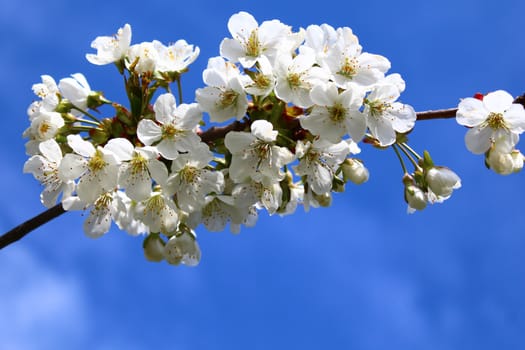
[398,143,421,170]
[392,144,408,174]
[72,107,102,124]
[400,142,422,161]
[74,118,101,126]
[176,77,183,104]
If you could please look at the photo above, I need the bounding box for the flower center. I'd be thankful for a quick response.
[88,149,107,172]
[162,124,180,139]
[486,112,507,130]
[253,73,271,89]
[94,192,113,211]
[130,152,148,175]
[145,193,165,216]
[220,89,239,107]
[246,29,260,57]
[328,103,347,122]
[367,99,391,118]
[337,57,358,79]
[180,166,198,184]
[287,73,302,89]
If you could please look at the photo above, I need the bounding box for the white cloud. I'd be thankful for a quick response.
[0,247,90,350]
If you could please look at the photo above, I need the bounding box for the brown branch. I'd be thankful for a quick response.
[0,203,65,249]
[416,108,457,121]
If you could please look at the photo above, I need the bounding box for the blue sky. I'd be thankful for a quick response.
[1,0,525,349]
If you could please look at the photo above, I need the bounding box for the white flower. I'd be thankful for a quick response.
[457,90,525,154]
[273,51,328,108]
[195,56,248,122]
[233,180,283,215]
[104,138,161,202]
[127,42,159,74]
[23,139,75,208]
[164,229,201,266]
[23,110,65,155]
[242,55,275,97]
[301,24,359,65]
[220,11,293,68]
[294,139,350,194]
[301,82,366,143]
[135,160,179,234]
[167,142,224,213]
[58,134,119,204]
[225,120,295,186]
[82,191,118,238]
[112,190,148,235]
[153,39,200,74]
[58,73,92,113]
[363,82,416,146]
[137,93,201,160]
[188,194,257,234]
[323,44,390,89]
[86,24,132,65]
[425,166,461,202]
[31,75,59,112]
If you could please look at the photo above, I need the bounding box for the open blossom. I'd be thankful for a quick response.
[322,41,390,89]
[135,158,179,234]
[58,73,92,113]
[58,134,119,205]
[23,110,65,155]
[127,41,159,74]
[457,90,525,154]
[225,119,295,186]
[23,139,75,208]
[220,11,293,68]
[301,82,366,142]
[241,55,275,97]
[137,93,201,160]
[167,142,224,213]
[363,81,416,146]
[294,139,350,194]
[273,51,327,108]
[104,138,161,202]
[301,24,359,66]
[31,75,59,112]
[164,229,201,266]
[196,56,249,122]
[153,39,200,74]
[86,24,132,65]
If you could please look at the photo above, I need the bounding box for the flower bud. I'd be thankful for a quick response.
[405,184,427,212]
[164,230,201,267]
[143,234,165,262]
[342,159,369,185]
[425,166,461,198]
[487,148,515,175]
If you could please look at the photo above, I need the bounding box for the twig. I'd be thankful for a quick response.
[0,204,65,249]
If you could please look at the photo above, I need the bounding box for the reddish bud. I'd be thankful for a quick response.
[473,92,484,101]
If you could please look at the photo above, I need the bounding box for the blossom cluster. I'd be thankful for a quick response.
[456,90,525,175]
[23,12,467,266]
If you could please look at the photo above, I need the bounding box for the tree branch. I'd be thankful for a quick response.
[0,204,65,249]
[2,93,524,250]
